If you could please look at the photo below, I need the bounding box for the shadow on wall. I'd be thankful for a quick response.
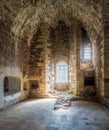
[4,76,21,96]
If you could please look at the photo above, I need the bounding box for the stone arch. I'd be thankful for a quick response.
[0,1,104,68]
[8,0,103,45]
[0,0,108,103]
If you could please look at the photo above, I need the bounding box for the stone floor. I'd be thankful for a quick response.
[0,98,109,130]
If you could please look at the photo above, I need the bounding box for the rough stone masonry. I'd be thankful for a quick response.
[0,0,109,109]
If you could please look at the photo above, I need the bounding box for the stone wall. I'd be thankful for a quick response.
[29,23,50,97]
[0,1,30,109]
[93,30,104,98]
[103,0,109,97]
[0,0,109,108]
[69,22,79,94]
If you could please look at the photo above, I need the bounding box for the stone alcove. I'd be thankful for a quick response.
[3,76,21,96]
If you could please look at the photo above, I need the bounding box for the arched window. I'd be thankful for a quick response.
[56,61,68,83]
[84,46,91,60]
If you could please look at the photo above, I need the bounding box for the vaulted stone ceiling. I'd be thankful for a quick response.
[0,0,109,108]
[0,0,105,46]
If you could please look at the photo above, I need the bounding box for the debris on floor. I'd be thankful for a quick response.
[54,94,79,110]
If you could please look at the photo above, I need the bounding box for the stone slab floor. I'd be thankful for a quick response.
[0,98,109,130]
